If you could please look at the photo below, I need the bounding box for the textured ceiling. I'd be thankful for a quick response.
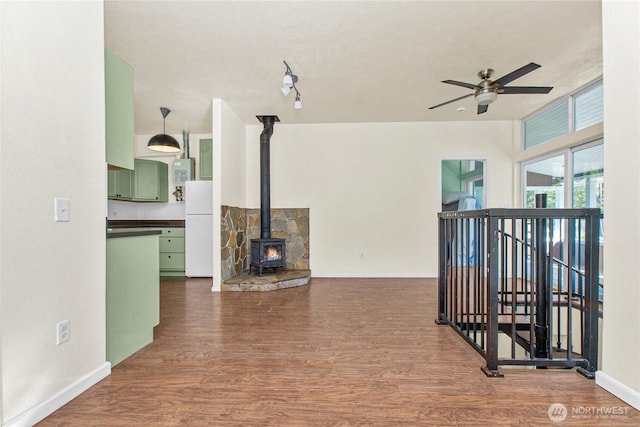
[104,0,602,134]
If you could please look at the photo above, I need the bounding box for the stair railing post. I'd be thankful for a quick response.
[481,211,503,377]
[580,210,600,376]
[437,215,448,324]
[534,194,550,359]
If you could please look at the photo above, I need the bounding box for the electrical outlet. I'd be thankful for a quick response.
[57,320,70,345]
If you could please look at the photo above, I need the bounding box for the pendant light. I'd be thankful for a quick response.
[148,107,180,153]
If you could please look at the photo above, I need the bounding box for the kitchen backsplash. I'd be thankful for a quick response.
[108,199,185,220]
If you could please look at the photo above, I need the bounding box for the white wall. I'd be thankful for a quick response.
[220,102,247,207]
[597,0,640,410]
[0,1,109,424]
[245,121,514,277]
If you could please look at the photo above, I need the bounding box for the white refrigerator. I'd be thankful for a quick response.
[185,181,213,277]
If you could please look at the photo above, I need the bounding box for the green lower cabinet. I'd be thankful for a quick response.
[159,227,185,278]
[106,234,159,366]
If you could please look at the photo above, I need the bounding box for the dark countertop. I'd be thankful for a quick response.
[108,219,185,228]
[107,228,162,239]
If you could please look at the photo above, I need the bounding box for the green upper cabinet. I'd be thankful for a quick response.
[108,169,133,200]
[199,138,213,180]
[108,159,168,202]
[105,49,134,170]
[134,159,168,202]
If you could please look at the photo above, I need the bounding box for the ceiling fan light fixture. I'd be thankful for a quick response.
[281,85,291,96]
[148,107,181,153]
[294,93,302,110]
[429,63,552,115]
[475,91,498,106]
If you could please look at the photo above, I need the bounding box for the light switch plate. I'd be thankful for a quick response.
[55,198,70,222]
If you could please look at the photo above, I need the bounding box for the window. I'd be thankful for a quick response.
[574,82,603,132]
[523,154,565,208]
[522,140,604,302]
[522,140,603,211]
[572,143,603,209]
[524,102,569,150]
[523,79,602,150]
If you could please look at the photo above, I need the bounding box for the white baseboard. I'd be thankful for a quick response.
[596,370,640,411]
[312,273,438,279]
[4,362,111,427]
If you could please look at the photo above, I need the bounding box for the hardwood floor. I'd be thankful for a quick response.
[39,278,638,426]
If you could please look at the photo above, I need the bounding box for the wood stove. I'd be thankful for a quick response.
[250,115,286,276]
[250,238,286,276]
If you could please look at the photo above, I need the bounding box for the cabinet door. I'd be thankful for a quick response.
[199,139,213,180]
[108,170,118,198]
[156,161,168,202]
[108,169,133,200]
[105,50,134,170]
[133,159,168,202]
[134,159,160,200]
[117,169,133,199]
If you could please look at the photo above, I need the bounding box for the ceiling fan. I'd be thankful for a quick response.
[429,62,553,114]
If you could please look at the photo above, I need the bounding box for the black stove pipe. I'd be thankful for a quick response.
[257,115,280,239]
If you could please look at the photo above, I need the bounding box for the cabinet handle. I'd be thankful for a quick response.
[168,255,171,258]
[168,239,171,242]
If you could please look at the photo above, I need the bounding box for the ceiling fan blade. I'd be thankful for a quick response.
[493,62,541,86]
[477,104,489,114]
[500,86,553,94]
[442,80,477,90]
[428,93,474,110]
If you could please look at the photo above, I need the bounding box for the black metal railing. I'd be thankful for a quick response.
[436,208,602,378]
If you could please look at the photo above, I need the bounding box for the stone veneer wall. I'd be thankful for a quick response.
[221,206,310,281]
[221,206,247,281]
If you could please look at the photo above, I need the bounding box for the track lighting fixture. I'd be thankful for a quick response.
[281,60,302,110]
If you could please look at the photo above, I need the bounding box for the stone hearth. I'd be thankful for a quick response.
[222,269,311,292]
[221,206,310,285]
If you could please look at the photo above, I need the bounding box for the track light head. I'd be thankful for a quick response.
[283,72,294,88]
[282,60,302,109]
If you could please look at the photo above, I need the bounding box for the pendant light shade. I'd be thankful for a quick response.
[148,107,180,153]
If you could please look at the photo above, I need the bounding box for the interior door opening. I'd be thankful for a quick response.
[441,159,486,211]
